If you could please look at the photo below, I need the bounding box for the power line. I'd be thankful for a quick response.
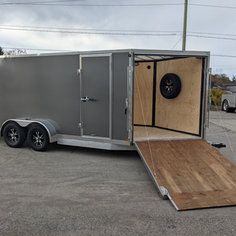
[2,24,236,41]
[1,1,236,10]
[2,26,236,41]
[2,24,236,38]
[190,3,236,10]
[0,0,159,2]
[0,26,178,36]
[0,0,86,3]
[0,24,180,33]
[0,1,183,6]
[1,1,236,9]
[212,54,236,58]
[189,31,236,38]
[2,25,236,41]
[171,36,182,50]
[188,34,236,41]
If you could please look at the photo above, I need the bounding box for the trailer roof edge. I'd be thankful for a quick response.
[0,49,210,59]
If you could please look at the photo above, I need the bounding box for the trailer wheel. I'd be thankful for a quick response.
[27,125,49,151]
[3,122,27,148]
[160,73,181,99]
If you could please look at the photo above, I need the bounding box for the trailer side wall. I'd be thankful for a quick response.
[0,55,80,135]
[0,52,130,141]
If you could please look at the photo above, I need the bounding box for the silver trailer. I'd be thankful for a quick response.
[0,49,210,151]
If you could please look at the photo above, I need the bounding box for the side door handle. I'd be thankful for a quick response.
[81,96,97,102]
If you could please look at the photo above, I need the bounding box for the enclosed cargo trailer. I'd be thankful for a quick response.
[1,49,236,210]
[0,49,210,150]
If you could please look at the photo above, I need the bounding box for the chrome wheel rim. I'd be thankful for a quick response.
[164,80,174,94]
[7,128,19,144]
[32,131,45,148]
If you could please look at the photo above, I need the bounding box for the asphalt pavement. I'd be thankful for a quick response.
[0,111,235,236]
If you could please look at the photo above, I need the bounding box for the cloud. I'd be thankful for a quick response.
[0,1,236,76]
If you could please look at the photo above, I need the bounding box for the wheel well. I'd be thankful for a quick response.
[26,123,49,138]
[1,119,56,143]
[1,120,19,137]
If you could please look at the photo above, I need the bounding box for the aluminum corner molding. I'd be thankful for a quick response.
[127,51,134,143]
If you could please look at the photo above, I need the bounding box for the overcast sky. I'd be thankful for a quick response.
[1,0,236,77]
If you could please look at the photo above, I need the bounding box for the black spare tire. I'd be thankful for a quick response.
[160,73,182,99]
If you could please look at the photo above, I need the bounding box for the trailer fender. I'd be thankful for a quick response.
[0,119,59,143]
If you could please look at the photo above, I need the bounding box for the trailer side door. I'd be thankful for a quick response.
[80,54,111,139]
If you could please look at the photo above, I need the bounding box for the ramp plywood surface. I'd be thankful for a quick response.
[134,62,154,125]
[155,58,202,135]
[136,140,236,210]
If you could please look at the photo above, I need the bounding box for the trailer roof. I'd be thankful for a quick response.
[0,49,210,59]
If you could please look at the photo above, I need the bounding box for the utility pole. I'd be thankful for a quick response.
[182,0,188,51]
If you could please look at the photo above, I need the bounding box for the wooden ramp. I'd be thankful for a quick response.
[136,140,236,211]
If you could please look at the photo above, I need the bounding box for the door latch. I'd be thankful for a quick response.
[81,96,96,102]
[77,68,82,76]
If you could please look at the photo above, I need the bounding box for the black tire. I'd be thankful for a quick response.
[227,108,236,113]
[222,100,229,112]
[27,125,49,151]
[3,122,27,148]
[160,73,182,99]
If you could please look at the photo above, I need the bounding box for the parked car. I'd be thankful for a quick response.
[221,91,236,112]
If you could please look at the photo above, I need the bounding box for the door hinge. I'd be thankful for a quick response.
[125,98,129,108]
[125,98,129,114]
[127,65,133,74]
[128,128,132,142]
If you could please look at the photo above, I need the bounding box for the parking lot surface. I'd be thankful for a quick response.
[0,111,235,236]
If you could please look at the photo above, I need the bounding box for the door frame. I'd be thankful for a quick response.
[132,55,207,138]
[79,53,113,140]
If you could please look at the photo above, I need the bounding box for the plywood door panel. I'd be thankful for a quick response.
[134,62,154,125]
[136,140,236,210]
[155,58,203,134]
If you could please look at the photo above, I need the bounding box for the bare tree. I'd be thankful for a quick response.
[0,47,4,55]
[3,48,27,55]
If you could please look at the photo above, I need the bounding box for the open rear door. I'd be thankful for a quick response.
[136,140,236,210]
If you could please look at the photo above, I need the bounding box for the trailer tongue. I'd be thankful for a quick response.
[135,139,236,211]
